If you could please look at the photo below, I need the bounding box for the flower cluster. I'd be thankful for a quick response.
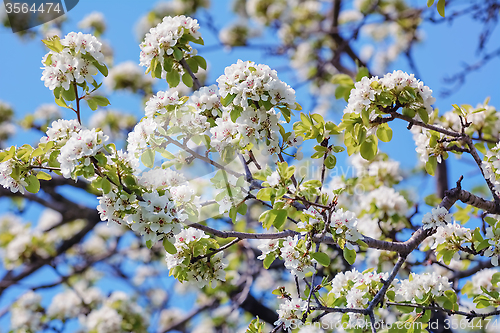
[257,238,280,260]
[41,32,105,91]
[482,142,500,195]
[11,291,44,332]
[97,166,195,246]
[144,89,183,118]
[165,228,228,288]
[41,118,82,145]
[281,236,317,278]
[425,222,471,249]
[89,109,137,142]
[330,208,363,250]
[139,15,201,77]
[187,84,223,120]
[274,298,308,331]
[344,70,436,122]
[78,11,106,35]
[393,272,452,303]
[462,268,500,298]
[410,126,448,165]
[420,222,472,264]
[0,158,27,194]
[211,59,297,159]
[276,235,317,279]
[328,269,389,326]
[350,153,402,185]
[298,206,323,228]
[217,59,295,109]
[81,291,149,333]
[104,61,154,93]
[257,236,316,278]
[58,128,109,178]
[128,87,213,159]
[47,281,102,320]
[422,206,452,230]
[440,102,500,138]
[361,185,408,217]
[484,221,500,266]
[126,117,158,157]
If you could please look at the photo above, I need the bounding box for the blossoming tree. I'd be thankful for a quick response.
[1,0,500,332]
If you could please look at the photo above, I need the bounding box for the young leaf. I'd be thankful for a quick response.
[141,149,155,168]
[193,55,207,70]
[437,0,445,17]
[182,72,193,87]
[311,252,331,267]
[360,137,377,160]
[376,124,393,142]
[25,174,40,194]
[263,254,275,269]
[425,156,438,176]
[343,248,356,265]
[166,70,181,88]
[163,238,177,254]
[36,171,52,181]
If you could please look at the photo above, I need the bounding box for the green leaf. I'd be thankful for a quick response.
[492,273,500,287]
[101,177,112,194]
[343,248,356,265]
[425,156,438,176]
[42,37,63,53]
[402,107,416,118]
[257,187,274,201]
[62,85,76,101]
[424,193,441,207]
[152,58,161,78]
[182,72,193,88]
[54,96,69,108]
[376,124,393,142]
[163,238,177,254]
[332,74,354,85]
[173,48,184,61]
[146,240,153,249]
[166,70,181,88]
[141,149,155,168]
[476,239,491,251]
[192,37,204,45]
[163,57,173,72]
[185,58,199,73]
[31,147,45,158]
[437,0,445,17]
[324,155,337,169]
[271,209,287,230]
[221,94,236,107]
[92,96,111,107]
[473,227,483,242]
[263,253,275,269]
[36,171,52,181]
[86,98,98,111]
[25,174,40,194]
[485,216,497,226]
[94,61,108,77]
[355,67,369,81]
[427,0,435,6]
[311,252,331,267]
[360,137,377,160]
[417,108,429,124]
[193,55,207,70]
